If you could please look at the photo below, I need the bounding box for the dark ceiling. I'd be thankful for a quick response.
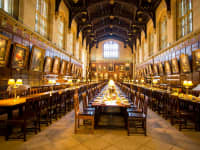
[56,0,171,51]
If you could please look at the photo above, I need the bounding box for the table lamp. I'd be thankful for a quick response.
[141,79,144,84]
[192,84,200,97]
[8,78,23,100]
[183,80,193,94]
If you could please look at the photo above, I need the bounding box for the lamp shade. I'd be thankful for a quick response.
[16,79,23,85]
[8,79,15,85]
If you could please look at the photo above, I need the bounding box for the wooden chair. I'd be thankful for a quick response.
[127,95,148,136]
[74,94,94,133]
[6,97,39,141]
[82,92,95,111]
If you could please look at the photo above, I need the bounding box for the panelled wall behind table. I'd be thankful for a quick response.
[136,32,200,87]
[0,17,80,91]
[90,62,133,81]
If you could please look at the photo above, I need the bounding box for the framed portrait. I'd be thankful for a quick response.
[120,65,125,71]
[158,63,164,75]
[180,54,191,73]
[108,63,114,72]
[102,65,107,71]
[60,60,67,75]
[125,63,130,71]
[171,58,179,74]
[97,65,102,72]
[192,49,200,72]
[164,61,171,75]
[91,63,96,71]
[115,64,119,72]
[30,46,45,72]
[143,68,147,76]
[153,64,158,75]
[0,34,11,67]
[52,56,61,74]
[66,62,71,74]
[12,43,29,69]
[148,64,153,75]
[44,56,53,73]
[104,73,108,79]
[71,63,75,74]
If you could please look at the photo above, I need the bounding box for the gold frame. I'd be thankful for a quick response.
[192,49,200,72]
[52,56,61,74]
[30,46,45,72]
[44,56,53,73]
[60,60,67,75]
[171,58,179,74]
[164,61,172,75]
[180,54,191,73]
[0,34,11,67]
[12,43,29,69]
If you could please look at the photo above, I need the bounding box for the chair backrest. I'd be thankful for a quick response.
[25,97,38,119]
[82,92,88,109]
[73,94,79,117]
[143,96,148,115]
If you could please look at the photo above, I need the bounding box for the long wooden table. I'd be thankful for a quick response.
[91,85,130,128]
[123,82,200,130]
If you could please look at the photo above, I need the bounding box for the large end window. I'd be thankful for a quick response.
[103,41,119,58]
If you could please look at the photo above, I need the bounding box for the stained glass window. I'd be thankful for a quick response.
[159,15,167,50]
[149,30,154,56]
[57,16,64,49]
[35,0,49,38]
[0,0,13,15]
[177,0,193,39]
[103,41,119,58]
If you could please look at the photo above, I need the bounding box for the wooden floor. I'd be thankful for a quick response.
[0,108,200,150]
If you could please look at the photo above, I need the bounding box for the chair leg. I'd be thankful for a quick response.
[144,119,147,136]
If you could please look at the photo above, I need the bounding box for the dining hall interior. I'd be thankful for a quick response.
[0,0,200,150]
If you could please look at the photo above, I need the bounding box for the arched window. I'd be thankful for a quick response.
[35,0,49,38]
[159,15,167,50]
[149,30,154,56]
[177,0,192,39]
[103,41,119,58]
[57,16,64,49]
[0,0,13,15]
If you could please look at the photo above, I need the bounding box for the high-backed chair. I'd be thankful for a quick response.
[74,94,94,133]
[127,95,148,136]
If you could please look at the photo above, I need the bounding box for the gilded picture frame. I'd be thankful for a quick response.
[44,56,53,73]
[119,65,125,71]
[158,63,164,75]
[164,61,171,75]
[52,56,61,74]
[125,63,130,71]
[171,58,179,74]
[30,46,45,72]
[91,63,96,72]
[153,64,158,75]
[180,54,191,73]
[12,43,29,69]
[66,62,71,74]
[192,49,200,72]
[60,60,67,75]
[108,63,114,72]
[0,34,11,67]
